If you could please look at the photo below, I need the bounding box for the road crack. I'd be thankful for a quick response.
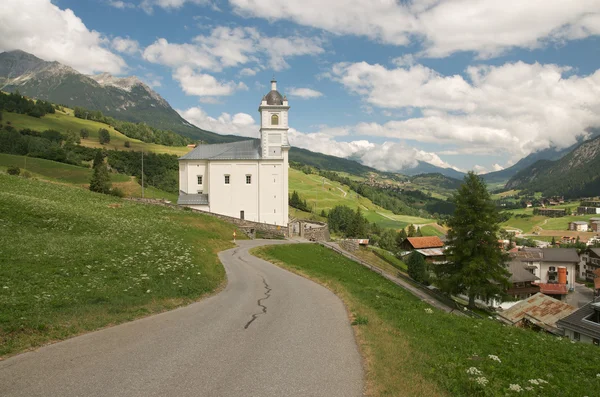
[244,277,271,329]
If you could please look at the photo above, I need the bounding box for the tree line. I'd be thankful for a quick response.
[0,91,55,118]
[72,106,192,147]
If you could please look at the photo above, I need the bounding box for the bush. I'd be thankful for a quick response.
[7,166,20,176]
[109,187,125,198]
[124,141,130,148]
[21,171,32,179]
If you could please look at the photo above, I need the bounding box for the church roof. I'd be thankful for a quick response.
[179,140,261,160]
[265,90,284,105]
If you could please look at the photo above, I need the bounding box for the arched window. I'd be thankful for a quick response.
[271,114,279,125]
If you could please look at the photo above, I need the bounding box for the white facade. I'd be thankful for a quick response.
[177,79,289,226]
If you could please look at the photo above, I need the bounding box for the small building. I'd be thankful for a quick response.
[506,260,540,300]
[580,248,600,282]
[557,299,600,345]
[400,236,444,251]
[568,221,589,232]
[414,248,446,264]
[535,208,567,217]
[497,293,576,335]
[591,221,600,233]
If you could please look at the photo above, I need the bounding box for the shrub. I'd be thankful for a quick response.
[7,166,20,176]
[109,187,125,198]
[124,141,130,148]
[21,171,32,179]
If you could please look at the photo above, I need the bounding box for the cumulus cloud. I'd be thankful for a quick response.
[139,0,212,13]
[107,1,136,9]
[173,66,248,96]
[112,37,140,55]
[331,60,600,157]
[230,0,600,58]
[0,0,126,74]
[288,87,323,99]
[178,106,259,137]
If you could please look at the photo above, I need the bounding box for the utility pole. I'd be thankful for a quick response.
[141,150,144,198]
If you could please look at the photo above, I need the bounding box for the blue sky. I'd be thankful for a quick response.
[2,0,600,174]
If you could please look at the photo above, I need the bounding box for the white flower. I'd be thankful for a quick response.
[538,379,548,384]
[146,289,151,293]
[425,308,433,314]
[466,367,482,376]
[475,377,488,386]
[525,387,534,391]
[597,374,600,378]
[509,384,523,392]
[528,379,539,385]
[488,354,501,363]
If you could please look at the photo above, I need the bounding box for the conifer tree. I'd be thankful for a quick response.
[416,226,423,237]
[396,228,408,247]
[434,172,509,308]
[407,251,428,283]
[89,152,111,194]
[407,224,416,237]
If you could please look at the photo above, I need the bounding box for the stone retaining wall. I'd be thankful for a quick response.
[339,239,359,252]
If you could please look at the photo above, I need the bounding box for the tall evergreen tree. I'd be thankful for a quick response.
[407,251,428,284]
[396,228,408,247]
[434,172,509,308]
[89,153,111,194]
[407,224,416,237]
[416,226,423,237]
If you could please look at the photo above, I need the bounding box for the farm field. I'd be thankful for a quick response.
[255,244,599,397]
[0,154,177,201]
[0,173,237,357]
[1,111,190,156]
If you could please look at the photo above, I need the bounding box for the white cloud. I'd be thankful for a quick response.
[142,73,163,88]
[492,163,504,172]
[107,1,135,9]
[140,0,212,13]
[288,87,323,99]
[0,0,126,74]
[143,26,323,72]
[198,97,222,104]
[112,37,140,55]
[173,66,248,96]
[230,0,600,58]
[239,68,258,77]
[178,106,259,137]
[331,61,600,158]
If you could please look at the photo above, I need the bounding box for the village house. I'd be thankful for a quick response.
[497,293,576,335]
[505,260,541,301]
[579,248,600,282]
[400,236,444,251]
[535,208,567,217]
[557,299,600,345]
[590,217,600,232]
[177,79,290,226]
[577,200,600,215]
[568,221,589,232]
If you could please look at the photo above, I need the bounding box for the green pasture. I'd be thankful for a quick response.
[0,174,238,357]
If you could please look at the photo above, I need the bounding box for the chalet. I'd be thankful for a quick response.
[414,248,446,264]
[506,260,540,300]
[535,208,567,217]
[497,293,576,335]
[590,218,600,232]
[557,299,600,345]
[580,248,600,282]
[568,221,589,232]
[400,236,444,251]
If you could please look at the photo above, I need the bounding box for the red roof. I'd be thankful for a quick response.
[406,236,444,249]
[538,283,568,295]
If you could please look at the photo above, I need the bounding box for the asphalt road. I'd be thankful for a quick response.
[0,240,364,397]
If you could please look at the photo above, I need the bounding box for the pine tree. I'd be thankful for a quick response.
[396,228,408,247]
[89,153,112,194]
[407,251,428,283]
[407,224,416,237]
[551,236,556,246]
[434,172,509,308]
[416,226,423,237]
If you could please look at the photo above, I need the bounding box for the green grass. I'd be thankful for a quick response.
[420,225,446,237]
[501,207,600,233]
[254,244,599,397]
[368,246,407,271]
[0,173,240,357]
[2,111,190,156]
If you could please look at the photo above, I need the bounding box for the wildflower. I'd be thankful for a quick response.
[528,379,539,385]
[509,384,523,392]
[475,377,488,386]
[538,379,548,384]
[525,387,534,391]
[466,367,482,376]
[425,308,433,314]
[146,289,151,293]
[597,374,600,378]
[488,354,501,363]
[2,286,8,289]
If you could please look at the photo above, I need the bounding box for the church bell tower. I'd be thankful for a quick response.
[259,78,290,158]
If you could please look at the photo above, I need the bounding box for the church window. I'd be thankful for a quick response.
[197,175,203,185]
[246,175,252,184]
[224,175,230,184]
[271,114,279,125]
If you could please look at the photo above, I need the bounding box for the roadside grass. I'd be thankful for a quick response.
[367,246,408,272]
[1,111,190,156]
[254,244,599,397]
[0,173,239,357]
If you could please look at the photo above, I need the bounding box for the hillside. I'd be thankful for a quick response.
[505,135,600,197]
[400,160,465,179]
[0,172,238,356]
[0,50,242,143]
[289,147,376,175]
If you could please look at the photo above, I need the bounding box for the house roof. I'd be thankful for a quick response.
[590,217,600,221]
[497,292,576,333]
[415,248,446,257]
[541,248,580,263]
[177,193,209,205]
[507,260,540,283]
[538,283,568,295]
[557,299,600,338]
[588,248,600,258]
[406,236,444,249]
[179,140,261,160]
[570,221,589,225]
[511,249,543,261]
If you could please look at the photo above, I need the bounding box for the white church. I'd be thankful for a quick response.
[177,79,290,226]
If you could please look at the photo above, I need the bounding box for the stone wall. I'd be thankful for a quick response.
[339,239,359,252]
[297,221,330,242]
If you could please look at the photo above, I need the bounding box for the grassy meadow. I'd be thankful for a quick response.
[501,206,600,233]
[0,173,239,357]
[1,110,190,156]
[254,244,600,397]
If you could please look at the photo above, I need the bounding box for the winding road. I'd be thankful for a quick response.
[0,240,364,397]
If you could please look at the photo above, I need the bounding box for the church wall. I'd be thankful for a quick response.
[208,161,259,222]
[258,161,286,225]
[181,161,208,194]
